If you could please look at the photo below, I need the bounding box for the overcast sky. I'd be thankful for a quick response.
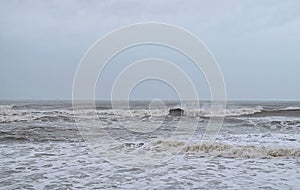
[0,0,299,100]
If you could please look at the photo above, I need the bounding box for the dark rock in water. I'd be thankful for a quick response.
[169,108,184,116]
[124,142,144,148]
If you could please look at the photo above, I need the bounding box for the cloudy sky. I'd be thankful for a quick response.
[0,0,299,100]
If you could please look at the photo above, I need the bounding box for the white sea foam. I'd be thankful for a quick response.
[1,104,299,123]
[0,105,14,110]
[152,140,300,158]
[96,106,264,118]
[284,106,300,110]
[183,106,264,117]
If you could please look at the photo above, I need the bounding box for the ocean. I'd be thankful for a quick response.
[0,101,299,189]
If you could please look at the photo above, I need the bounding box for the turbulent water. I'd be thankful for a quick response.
[0,101,300,189]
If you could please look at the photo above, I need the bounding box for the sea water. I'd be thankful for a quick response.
[0,101,299,189]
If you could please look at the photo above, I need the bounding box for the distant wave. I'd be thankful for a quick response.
[1,104,300,124]
[284,106,300,110]
[0,105,14,110]
[98,106,300,118]
[0,109,75,123]
[243,108,300,117]
[183,106,264,117]
[183,106,300,117]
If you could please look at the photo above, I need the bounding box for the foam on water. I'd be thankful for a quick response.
[1,102,300,123]
[1,101,300,189]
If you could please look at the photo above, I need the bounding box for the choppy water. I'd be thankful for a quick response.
[0,101,300,189]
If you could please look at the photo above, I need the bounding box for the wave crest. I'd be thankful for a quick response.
[153,140,300,158]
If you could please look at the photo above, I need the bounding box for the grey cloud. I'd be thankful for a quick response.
[0,0,299,100]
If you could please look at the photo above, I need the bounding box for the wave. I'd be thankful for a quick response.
[183,106,300,117]
[245,108,300,117]
[126,106,300,118]
[0,136,32,142]
[153,140,300,158]
[0,112,75,123]
[284,106,300,111]
[185,106,300,118]
[0,135,78,143]
[95,106,265,118]
[0,125,81,143]
[0,105,14,111]
[182,106,264,117]
[111,106,300,118]
[1,103,300,124]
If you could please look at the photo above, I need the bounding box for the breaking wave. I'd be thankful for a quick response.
[183,106,264,117]
[1,103,300,123]
[153,140,300,158]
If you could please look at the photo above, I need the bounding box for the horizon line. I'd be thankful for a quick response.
[0,99,300,102]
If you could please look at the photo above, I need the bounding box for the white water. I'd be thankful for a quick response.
[0,101,300,189]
